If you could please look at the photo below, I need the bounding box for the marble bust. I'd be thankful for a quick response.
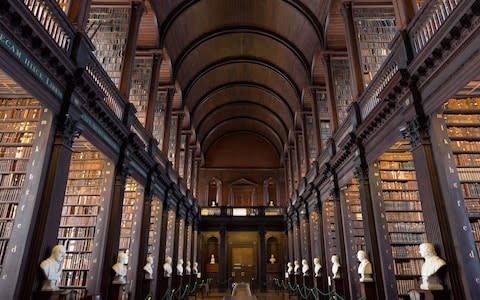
[40,244,66,291]
[193,261,199,274]
[210,254,216,264]
[301,259,309,276]
[294,260,301,275]
[357,250,373,282]
[144,255,154,279]
[331,255,341,279]
[185,261,191,275]
[419,243,446,290]
[176,258,184,276]
[287,262,293,275]
[163,256,173,277]
[313,257,322,277]
[112,251,128,284]
[269,254,276,264]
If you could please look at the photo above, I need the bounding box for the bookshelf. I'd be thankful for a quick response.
[0,98,42,273]
[353,7,396,86]
[323,197,337,272]
[152,92,167,150]
[373,144,426,298]
[57,147,113,299]
[87,7,130,88]
[442,97,480,259]
[129,57,153,127]
[331,58,354,124]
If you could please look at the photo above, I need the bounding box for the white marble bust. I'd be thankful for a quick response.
[210,254,216,264]
[112,251,128,284]
[301,259,309,276]
[294,260,301,275]
[185,261,191,275]
[287,262,293,275]
[331,255,341,279]
[193,261,199,274]
[313,257,322,277]
[357,250,373,282]
[269,254,276,264]
[176,258,184,276]
[163,256,173,277]
[144,255,154,279]
[40,244,66,291]
[419,243,446,290]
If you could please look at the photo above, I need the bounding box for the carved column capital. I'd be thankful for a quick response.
[401,116,430,149]
[353,164,368,183]
[56,114,82,148]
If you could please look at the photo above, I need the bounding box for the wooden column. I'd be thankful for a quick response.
[354,160,386,300]
[162,89,174,154]
[405,115,477,300]
[259,226,267,291]
[284,155,291,197]
[330,183,350,300]
[219,227,227,291]
[393,0,416,30]
[119,1,144,99]
[192,158,200,198]
[174,113,184,171]
[20,114,81,298]
[298,201,311,266]
[292,210,301,264]
[183,132,191,178]
[99,149,131,299]
[310,88,323,152]
[66,0,92,30]
[310,190,328,292]
[322,54,339,131]
[286,213,294,265]
[135,174,154,300]
[341,2,364,98]
[145,53,162,134]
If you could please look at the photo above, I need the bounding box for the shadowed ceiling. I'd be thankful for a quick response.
[93,0,391,165]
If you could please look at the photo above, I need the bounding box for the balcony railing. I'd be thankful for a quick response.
[200,206,285,217]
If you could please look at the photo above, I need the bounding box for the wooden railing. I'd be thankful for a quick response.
[22,0,74,53]
[85,58,126,120]
[131,118,149,152]
[409,0,460,55]
[200,206,285,217]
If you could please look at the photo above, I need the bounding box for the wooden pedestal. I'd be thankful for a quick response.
[108,283,125,300]
[34,290,70,300]
[158,276,172,298]
[408,289,450,300]
[332,278,345,298]
[360,281,377,300]
[142,278,152,299]
[302,274,313,287]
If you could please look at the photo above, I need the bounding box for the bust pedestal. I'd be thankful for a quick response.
[35,290,70,300]
[142,278,153,299]
[158,275,172,297]
[294,273,301,286]
[332,278,345,297]
[302,274,313,287]
[109,282,125,300]
[360,281,377,300]
[172,274,183,290]
[314,276,323,293]
[408,289,450,300]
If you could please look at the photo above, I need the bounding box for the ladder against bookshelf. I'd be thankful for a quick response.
[0,98,43,273]
[374,143,426,298]
[442,97,480,259]
[57,146,114,299]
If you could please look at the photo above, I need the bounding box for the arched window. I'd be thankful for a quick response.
[263,177,278,206]
[207,177,222,206]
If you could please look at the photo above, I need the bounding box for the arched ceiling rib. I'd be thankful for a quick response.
[191,83,294,127]
[202,119,284,156]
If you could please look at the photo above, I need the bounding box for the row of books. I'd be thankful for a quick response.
[0,203,17,219]
[382,191,419,201]
[0,108,40,120]
[386,212,424,222]
[68,164,104,172]
[445,114,480,124]
[387,222,425,233]
[0,221,13,238]
[0,122,37,131]
[0,132,34,144]
[61,205,99,216]
[63,195,100,206]
[396,279,417,296]
[0,146,32,158]
[465,199,480,213]
[392,245,422,259]
[380,170,416,180]
[394,259,423,275]
[71,151,102,160]
[59,270,88,287]
[457,168,480,181]
[0,188,20,202]
[62,239,94,253]
[0,98,38,106]
[65,186,101,195]
[448,126,480,137]
[381,181,418,190]
[471,220,480,240]
[0,173,25,187]
[58,226,96,239]
[60,216,97,227]
[0,160,28,173]
[389,232,426,244]
[379,161,415,170]
[445,97,480,109]
[454,154,480,166]
[461,183,480,197]
[62,253,92,270]
[384,201,422,211]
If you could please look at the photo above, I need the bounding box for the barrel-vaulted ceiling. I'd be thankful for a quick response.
[93,0,376,163]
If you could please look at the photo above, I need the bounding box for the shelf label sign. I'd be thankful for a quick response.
[0,29,64,100]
